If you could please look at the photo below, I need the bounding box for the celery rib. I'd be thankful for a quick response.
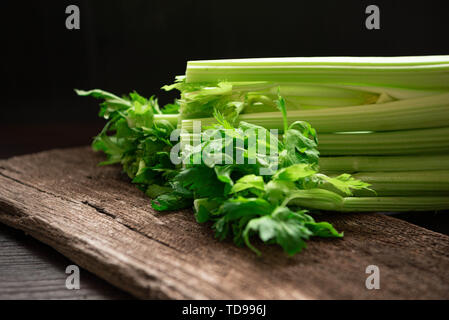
[239,93,449,133]
[187,56,449,66]
[290,196,449,212]
[340,197,449,212]
[180,93,449,133]
[318,127,449,156]
[154,114,180,126]
[181,120,449,156]
[350,171,449,196]
[186,56,449,89]
[319,154,449,172]
[178,56,449,212]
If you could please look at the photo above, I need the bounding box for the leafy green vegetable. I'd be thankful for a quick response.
[76,89,179,197]
[78,88,370,255]
[154,92,370,255]
[243,207,341,256]
[76,55,449,255]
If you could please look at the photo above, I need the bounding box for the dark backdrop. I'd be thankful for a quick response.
[2,0,449,156]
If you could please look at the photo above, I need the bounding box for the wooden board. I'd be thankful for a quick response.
[0,223,132,299]
[0,147,448,299]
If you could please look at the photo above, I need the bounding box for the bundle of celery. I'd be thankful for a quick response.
[168,56,449,204]
[77,90,374,255]
[77,55,449,255]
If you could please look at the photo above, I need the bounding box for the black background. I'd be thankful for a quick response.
[2,0,449,128]
[1,0,449,155]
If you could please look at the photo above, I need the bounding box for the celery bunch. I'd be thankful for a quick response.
[166,56,449,205]
[77,55,449,255]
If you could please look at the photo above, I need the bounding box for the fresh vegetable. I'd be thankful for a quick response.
[184,56,449,89]
[77,55,449,255]
[349,171,449,196]
[181,122,449,156]
[177,92,449,133]
[77,89,374,255]
[169,55,449,209]
[319,154,449,173]
[75,89,178,187]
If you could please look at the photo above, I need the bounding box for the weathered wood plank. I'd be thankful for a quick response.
[0,223,132,299]
[0,147,448,299]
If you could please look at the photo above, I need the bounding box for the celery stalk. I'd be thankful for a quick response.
[340,197,449,212]
[319,154,449,173]
[290,195,449,212]
[181,120,449,156]
[318,127,449,156]
[186,56,449,90]
[179,93,449,133]
[347,171,449,196]
[154,113,180,126]
[239,93,449,133]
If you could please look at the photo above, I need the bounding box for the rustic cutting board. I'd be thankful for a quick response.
[0,147,448,299]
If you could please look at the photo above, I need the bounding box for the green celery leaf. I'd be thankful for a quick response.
[175,166,225,198]
[273,163,317,181]
[244,206,342,256]
[317,173,372,196]
[217,197,273,222]
[145,184,173,198]
[161,102,180,114]
[151,192,192,211]
[305,221,343,238]
[194,198,222,223]
[264,180,298,206]
[243,207,311,256]
[280,121,320,168]
[230,174,265,194]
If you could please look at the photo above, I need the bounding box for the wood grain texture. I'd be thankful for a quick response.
[0,147,448,299]
[0,223,132,300]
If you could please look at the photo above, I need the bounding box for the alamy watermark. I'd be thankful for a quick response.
[365,5,380,30]
[65,264,80,290]
[365,265,380,290]
[65,5,80,30]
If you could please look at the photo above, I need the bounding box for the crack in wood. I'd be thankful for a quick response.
[0,171,79,205]
[121,223,182,253]
[0,165,21,174]
[81,200,181,253]
[0,169,181,254]
[82,201,117,219]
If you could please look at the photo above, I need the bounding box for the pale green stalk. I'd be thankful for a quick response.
[289,194,449,212]
[317,127,449,156]
[319,154,449,173]
[186,56,449,90]
[339,196,449,212]
[180,121,449,156]
[239,93,449,133]
[347,171,449,196]
[154,114,180,127]
[179,93,449,133]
